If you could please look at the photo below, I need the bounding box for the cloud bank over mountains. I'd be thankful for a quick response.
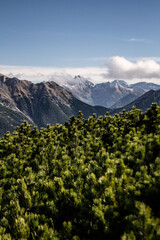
[0,56,160,84]
[106,56,160,81]
[0,65,107,83]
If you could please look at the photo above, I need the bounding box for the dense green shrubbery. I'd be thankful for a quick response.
[0,103,160,239]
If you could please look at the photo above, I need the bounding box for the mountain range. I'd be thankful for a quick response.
[0,73,160,136]
[0,74,108,136]
[59,76,160,108]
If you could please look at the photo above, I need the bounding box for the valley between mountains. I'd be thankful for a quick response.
[0,73,160,136]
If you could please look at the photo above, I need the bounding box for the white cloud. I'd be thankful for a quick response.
[0,65,107,83]
[127,38,151,43]
[136,57,160,62]
[1,57,160,85]
[105,56,160,84]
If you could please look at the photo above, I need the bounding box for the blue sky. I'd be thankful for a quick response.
[1,0,160,83]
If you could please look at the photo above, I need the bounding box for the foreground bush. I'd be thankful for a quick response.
[0,103,160,239]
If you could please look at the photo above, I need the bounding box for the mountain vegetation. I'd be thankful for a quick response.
[0,103,160,239]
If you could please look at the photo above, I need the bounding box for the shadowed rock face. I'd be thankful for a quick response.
[0,74,108,136]
[123,89,160,112]
[111,92,142,109]
[110,89,160,115]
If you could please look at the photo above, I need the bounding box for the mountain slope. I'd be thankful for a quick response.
[59,77,160,108]
[123,89,160,112]
[111,89,160,114]
[130,82,160,93]
[111,92,141,108]
[62,75,94,105]
[0,74,108,136]
[91,80,133,107]
[0,103,33,136]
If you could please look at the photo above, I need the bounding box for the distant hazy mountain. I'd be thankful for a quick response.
[130,82,160,93]
[111,92,141,109]
[62,75,94,105]
[123,89,160,112]
[0,74,108,136]
[59,77,160,108]
[111,89,160,114]
[60,77,134,108]
[91,80,133,108]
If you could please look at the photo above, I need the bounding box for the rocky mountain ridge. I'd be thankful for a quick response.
[0,74,108,136]
[0,73,160,136]
[60,76,160,108]
[111,89,160,114]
